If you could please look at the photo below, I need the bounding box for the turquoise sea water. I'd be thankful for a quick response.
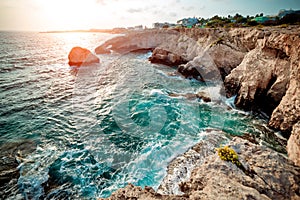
[0,32,284,199]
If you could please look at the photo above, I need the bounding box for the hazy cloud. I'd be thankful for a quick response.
[169,12,178,17]
[127,5,157,14]
[182,6,195,11]
[152,10,160,15]
[95,0,106,5]
[127,8,142,13]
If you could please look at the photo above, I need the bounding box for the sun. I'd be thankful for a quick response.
[36,0,100,30]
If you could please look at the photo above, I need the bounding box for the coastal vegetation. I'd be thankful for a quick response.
[216,145,241,167]
[166,9,300,29]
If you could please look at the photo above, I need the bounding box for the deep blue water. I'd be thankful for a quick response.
[0,32,283,199]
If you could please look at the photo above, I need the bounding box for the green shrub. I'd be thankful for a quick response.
[216,145,241,167]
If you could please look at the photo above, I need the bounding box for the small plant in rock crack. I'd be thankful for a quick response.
[216,145,242,167]
[216,145,256,177]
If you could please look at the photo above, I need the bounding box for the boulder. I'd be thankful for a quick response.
[196,91,211,102]
[68,47,99,66]
[168,91,211,102]
[149,48,187,66]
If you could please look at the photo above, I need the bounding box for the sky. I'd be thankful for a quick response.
[0,0,299,31]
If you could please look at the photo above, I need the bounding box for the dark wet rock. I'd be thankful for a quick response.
[0,140,37,198]
[168,91,211,102]
[169,93,197,100]
[196,91,211,102]
[68,46,100,66]
[177,64,205,81]
[149,48,187,66]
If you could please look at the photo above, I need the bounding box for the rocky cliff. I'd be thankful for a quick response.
[223,27,300,166]
[96,26,300,199]
[95,26,300,166]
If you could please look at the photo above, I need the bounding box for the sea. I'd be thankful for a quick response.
[0,31,285,199]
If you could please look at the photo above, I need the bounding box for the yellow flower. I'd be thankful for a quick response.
[216,145,241,167]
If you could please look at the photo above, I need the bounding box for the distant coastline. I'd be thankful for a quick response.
[40,28,129,34]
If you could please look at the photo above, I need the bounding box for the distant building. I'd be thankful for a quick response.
[153,22,177,29]
[177,17,199,27]
[127,25,144,30]
[134,25,143,30]
[252,16,277,24]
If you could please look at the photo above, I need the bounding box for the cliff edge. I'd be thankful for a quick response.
[96,26,300,166]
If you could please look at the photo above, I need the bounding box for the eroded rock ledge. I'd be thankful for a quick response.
[100,131,300,200]
[95,26,300,166]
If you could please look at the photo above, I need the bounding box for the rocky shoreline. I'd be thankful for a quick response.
[100,132,300,200]
[96,26,300,165]
[96,26,300,199]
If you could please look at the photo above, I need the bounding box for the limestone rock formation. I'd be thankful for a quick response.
[94,46,111,54]
[224,29,299,116]
[95,29,180,54]
[98,183,182,200]
[68,47,100,66]
[100,135,300,200]
[287,122,300,166]
[224,45,290,114]
[223,27,300,165]
[96,28,246,81]
[179,137,300,200]
[95,27,300,166]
